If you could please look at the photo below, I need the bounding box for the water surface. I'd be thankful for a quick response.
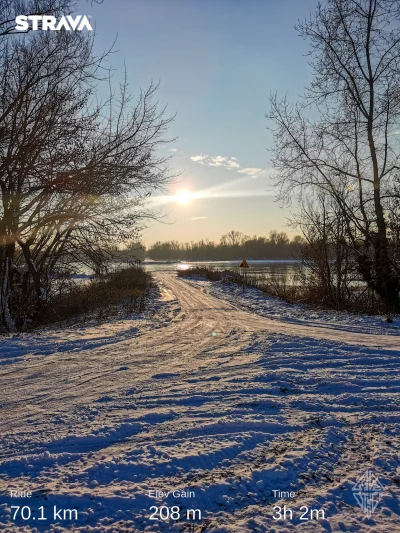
[143,259,303,282]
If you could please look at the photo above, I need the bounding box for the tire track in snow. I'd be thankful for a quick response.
[0,272,399,532]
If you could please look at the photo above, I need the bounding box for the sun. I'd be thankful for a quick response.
[175,189,193,205]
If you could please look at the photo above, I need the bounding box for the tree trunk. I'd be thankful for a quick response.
[18,240,48,328]
[0,242,15,332]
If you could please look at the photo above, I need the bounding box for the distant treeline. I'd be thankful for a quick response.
[128,230,303,261]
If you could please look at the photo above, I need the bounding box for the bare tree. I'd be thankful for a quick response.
[268,0,400,312]
[269,230,289,246]
[220,230,245,247]
[0,29,173,331]
[294,192,356,309]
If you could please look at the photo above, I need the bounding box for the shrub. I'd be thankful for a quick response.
[179,266,388,316]
[43,266,153,327]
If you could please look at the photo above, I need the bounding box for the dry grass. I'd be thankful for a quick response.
[44,266,153,327]
[179,266,388,316]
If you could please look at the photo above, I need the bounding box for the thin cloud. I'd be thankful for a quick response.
[238,167,263,176]
[191,154,241,170]
[169,148,177,152]
[191,216,207,220]
[191,154,209,162]
[191,154,263,175]
[209,156,241,169]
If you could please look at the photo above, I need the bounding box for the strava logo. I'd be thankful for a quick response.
[15,15,93,31]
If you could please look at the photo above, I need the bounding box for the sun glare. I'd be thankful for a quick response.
[176,189,193,205]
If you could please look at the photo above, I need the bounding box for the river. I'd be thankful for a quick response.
[143,259,303,282]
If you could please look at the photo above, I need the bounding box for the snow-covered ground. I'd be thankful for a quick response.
[183,276,400,336]
[0,272,399,532]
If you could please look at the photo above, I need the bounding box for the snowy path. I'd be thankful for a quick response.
[0,272,399,532]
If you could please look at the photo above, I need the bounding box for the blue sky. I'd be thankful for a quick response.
[80,0,319,245]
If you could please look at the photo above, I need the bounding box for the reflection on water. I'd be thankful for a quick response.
[177,263,190,271]
[143,259,303,282]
